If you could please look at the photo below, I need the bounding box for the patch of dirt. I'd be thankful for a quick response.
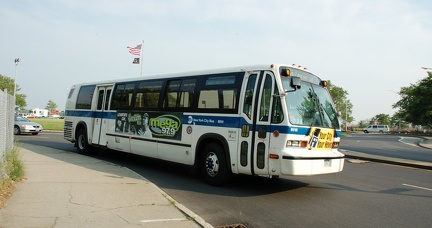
[0,181,16,208]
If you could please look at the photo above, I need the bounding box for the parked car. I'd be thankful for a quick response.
[363,125,389,133]
[14,116,43,135]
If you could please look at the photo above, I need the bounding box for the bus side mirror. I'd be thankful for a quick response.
[291,76,301,89]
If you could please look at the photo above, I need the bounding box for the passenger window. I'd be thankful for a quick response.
[111,83,135,109]
[198,90,219,109]
[196,73,242,112]
[164,79,196,109]
[136,80,162,108]
[76,85,96,109]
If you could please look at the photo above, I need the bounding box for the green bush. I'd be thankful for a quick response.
[5,147,24,181]
[0,145,24,195]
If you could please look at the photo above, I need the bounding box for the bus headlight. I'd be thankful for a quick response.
[332,142,340,148]
[286,140,307,148]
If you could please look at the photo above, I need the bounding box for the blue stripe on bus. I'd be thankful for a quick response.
[65,110,341,137]
[65,110,117,119]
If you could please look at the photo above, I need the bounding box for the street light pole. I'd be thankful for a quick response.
[345,101,348,132]
[14,58,20,97]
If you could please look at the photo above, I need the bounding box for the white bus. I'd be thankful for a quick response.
[64,64,344,185]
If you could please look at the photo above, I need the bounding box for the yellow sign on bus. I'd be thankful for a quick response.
[307,128,334,150]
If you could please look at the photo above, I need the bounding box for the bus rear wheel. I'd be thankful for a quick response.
[76,129,93,155]
[202,143,231,186]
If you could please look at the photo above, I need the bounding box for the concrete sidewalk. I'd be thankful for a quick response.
[0,143,212,228]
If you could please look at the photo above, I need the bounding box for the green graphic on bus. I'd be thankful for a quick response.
[115,112,182,140]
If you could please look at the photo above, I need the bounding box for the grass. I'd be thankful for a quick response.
[30,118,64,131]
[0,144,25,208]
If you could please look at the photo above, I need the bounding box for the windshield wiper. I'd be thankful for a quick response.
[320,103,338,128]
[306,90,322,135]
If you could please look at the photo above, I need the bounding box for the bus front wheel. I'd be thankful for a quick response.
[76,129,92,155]
[202,143,231,186]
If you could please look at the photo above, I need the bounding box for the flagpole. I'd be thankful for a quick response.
[140,40,144,77]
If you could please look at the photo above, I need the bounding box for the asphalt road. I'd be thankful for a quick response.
[15,133,432,228]
[340,133,432,163]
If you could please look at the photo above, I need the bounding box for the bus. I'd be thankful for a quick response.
[64,64,344,185]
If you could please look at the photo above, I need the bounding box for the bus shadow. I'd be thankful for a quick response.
[17,141,308,197]
[88,149,310,197]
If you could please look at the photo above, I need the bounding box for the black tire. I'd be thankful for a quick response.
[14,126,21,135]
[202,143,231,186]
[32,133,39,135]
[364,130,368,133]
[76,128,93,155]
[379,130,383,133]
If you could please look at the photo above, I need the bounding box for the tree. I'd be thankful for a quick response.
[393,72,432,128]
[327,81,354,127]
[0,73,27,110]
[45,100,58,112]
[372,113,391,126]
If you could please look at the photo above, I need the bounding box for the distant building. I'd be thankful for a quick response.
[30,108,49,118]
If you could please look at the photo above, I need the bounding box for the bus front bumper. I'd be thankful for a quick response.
[280,155,345,175]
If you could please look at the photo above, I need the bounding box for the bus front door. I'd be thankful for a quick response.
[238,71,274,176]
[91,86,112,146]
[252,71,274,176]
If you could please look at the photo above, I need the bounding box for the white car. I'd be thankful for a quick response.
[14,116,43,135]
[363,125,389,133]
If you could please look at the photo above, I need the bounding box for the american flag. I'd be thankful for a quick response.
[127,44,142,56]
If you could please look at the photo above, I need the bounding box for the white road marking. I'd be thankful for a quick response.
[398,137,419,147]
[403,184,432,192]
[140,218,188,223]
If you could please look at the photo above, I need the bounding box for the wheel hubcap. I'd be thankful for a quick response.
[78,135,84,149]
[205,152,219,177]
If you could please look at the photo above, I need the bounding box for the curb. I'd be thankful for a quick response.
[342,150,432,170]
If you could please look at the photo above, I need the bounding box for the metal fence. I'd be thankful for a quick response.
[0,89,15,161]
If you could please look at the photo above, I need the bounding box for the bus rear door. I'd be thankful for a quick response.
[91,85,113,146]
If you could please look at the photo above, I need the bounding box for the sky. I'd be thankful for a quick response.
[1,0,431,123]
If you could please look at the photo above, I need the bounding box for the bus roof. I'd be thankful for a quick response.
[74,63,319,86]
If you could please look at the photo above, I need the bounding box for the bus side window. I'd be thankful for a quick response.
[243,74,257,119]
[179,79,196,108]
[136,80,162,108]
[111,83,136,110]
[76,85,96,109]
[198,90,219,109]
[164,79,196,109]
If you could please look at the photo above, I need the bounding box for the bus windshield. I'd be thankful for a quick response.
[283,78,340,129]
